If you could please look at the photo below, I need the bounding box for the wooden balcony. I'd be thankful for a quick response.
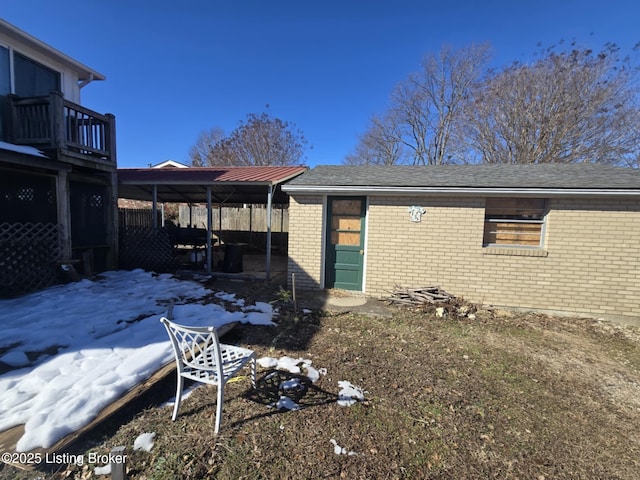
[8,91,116,170]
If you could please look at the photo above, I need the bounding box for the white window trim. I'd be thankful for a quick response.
[0,42,64,96]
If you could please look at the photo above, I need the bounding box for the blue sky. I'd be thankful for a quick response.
[2,0,639,168]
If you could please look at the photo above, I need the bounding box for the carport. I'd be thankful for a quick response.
[117,166,307,279]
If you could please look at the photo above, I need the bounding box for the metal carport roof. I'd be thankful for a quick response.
[118,166,308,205]
[117,166,308,278]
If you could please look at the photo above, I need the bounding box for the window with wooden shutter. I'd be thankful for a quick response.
[483,198,547,247]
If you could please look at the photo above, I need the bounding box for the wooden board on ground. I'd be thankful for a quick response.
[0,321,238,470]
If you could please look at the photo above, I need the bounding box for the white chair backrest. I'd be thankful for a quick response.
[160,318,224,378]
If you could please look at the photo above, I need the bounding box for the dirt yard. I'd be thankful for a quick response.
[1,279,639,479]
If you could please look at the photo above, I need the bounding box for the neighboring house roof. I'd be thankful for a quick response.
[283,164,640,197]
[152,160,190,168]
[0,18,105,82]
[118,166,308,204]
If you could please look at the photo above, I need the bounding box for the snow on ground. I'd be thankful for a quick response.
[133,432,156,452]
[330,438,358,456]
[0,140,47,158]
[337,381,366,406]
[0,270,274,452]
[257,355,325,382]
[257,355,365,411]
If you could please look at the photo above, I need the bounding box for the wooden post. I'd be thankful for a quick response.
[110,445,127,480]
[49,91,66,150]
[107,174,119,269]
[56,170,72,260]
[105,113,118,268]
[105,113,117,164]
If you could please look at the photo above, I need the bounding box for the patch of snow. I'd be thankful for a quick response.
[214,291,236,302]
[94,464,111,475]
[242,302,275,325]
[257,357,279,368]
[0,270,275,452]
[330,439,358,456]
[303,364,322,383]
[244,301,272,314]
[274,396,300,411]
[215,291,245,307]
[258,356,325,383]
[0,141,47,158]
[280,378,303,390]
[275,356,306,374]
[241,310,275,326]
[337,381,366,407]
[133,432,156,452]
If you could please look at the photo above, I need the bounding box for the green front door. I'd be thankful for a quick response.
[325,196,366,291]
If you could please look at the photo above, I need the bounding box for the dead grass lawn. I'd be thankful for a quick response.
[2,294,640,480]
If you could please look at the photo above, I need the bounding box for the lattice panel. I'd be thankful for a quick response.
[0,222,62,297]
[119,226,178,273]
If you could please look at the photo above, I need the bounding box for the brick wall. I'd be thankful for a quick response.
[287,195,324,289]
[289,194,640,322]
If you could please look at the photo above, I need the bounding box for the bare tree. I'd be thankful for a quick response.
[344,113,407,165]
[189,127,226,166]
[346,43,491,166]
[465,42,640,165]
[189,111,309,167]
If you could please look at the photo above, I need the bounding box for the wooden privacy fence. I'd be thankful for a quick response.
[0,222,62,297]
[178,205,289,232]
[118,208,162,228]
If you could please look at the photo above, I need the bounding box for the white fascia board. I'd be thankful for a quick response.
[119,180,273,187]
[282,185,640,197]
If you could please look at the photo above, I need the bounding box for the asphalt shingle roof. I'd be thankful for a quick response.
[285,164,640,190]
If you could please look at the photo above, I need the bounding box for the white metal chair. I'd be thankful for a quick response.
[160,317,256,434]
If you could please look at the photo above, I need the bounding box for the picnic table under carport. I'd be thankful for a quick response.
[117,166,307,279]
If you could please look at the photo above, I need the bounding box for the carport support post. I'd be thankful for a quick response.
[266,184,273,280]
[152,184,158,229]
[206,187,212,274]
[218,202,223,243]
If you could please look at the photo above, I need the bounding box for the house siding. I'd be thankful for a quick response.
[0,30,81,103]
[289,194,640,322]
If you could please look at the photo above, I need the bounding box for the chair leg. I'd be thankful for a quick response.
[214,383,224,435]
[172,375,183,421]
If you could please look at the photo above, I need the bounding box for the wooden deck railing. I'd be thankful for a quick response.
[9,91,116,164]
